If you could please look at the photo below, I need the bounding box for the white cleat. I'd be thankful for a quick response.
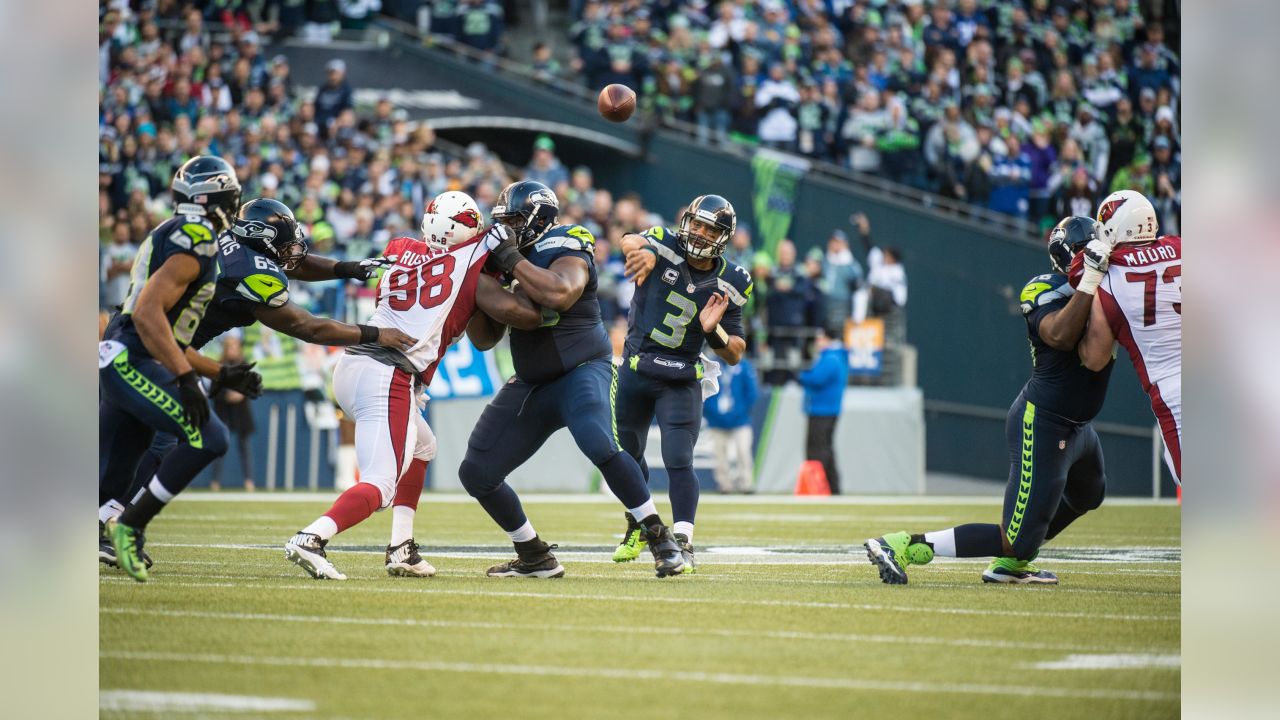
[284,532,347,580]
[385,539,437,578]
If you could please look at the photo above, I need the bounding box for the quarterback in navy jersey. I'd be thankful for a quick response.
[610,195,751,571]
[459,180,686,578]
[865,216,1120,585]
[99,197,415,576]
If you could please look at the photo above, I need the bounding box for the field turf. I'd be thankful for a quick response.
[99,494,1180,719]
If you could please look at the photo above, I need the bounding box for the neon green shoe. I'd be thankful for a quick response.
[982,557,1058,584]
[611,513,647,563]
[864,531,934,585]
[108,519,149,583]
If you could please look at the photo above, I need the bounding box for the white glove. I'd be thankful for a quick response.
[415,390,430,411]
[482,224,512,252]
[1077,239,1110,295]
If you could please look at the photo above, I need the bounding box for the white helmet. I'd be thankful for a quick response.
[1097,189,1158,245]
[421,191,482,250]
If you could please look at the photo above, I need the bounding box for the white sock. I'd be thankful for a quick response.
[628,499,659,524]
[390,506,415,547]
[99,500,125,524]
[147,477,174,504]
[672,521,694,542]
[924,529,957,558]
[302,516,339,542]
[506,520,537,543]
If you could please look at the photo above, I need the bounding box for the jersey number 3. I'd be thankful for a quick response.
[650,292,697,348]
[386,255,456,311]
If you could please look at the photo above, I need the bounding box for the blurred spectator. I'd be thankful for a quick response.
[1068,104,1110,184]
[531,41,562,82]
[797,330,849,494]
[852,220,907,338]
[525,135,569,189]
[987,133,1031,218]
[693,51,735,145]
[315,59,353,137]
[101,221,137,310]
[210,336,256,492]
[1109,152,1154,196]
[763,239,819,385]
[816,227,863,336]
[755,64,799,151]
[1052,166,1099,221]
[457,0,505,53]
[703,357,759,495]
[1151,135,1181,234]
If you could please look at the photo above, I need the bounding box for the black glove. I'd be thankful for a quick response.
[334,255,398,280]
[211,361,263,399]
[483,225,525,275]
[176,371,210,429]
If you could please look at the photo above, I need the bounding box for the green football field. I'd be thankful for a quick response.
[99,494,1180,719]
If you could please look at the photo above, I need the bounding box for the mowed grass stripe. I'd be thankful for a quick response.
[100,607,1177,654]
[98,575,1177,621]
[99,650,1177,703]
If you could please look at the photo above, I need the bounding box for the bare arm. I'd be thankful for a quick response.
[700,292,747,364]
[475,273,542,330]
[509,255,590,312]
[133,254,201,376]
[253,302,416,350]
[184,347,223,379]
[287,253,394,282]
[621,233,658,285]
[287,253,342,281]
[1036,289,1095,351]
[466,311,505,351]
[1078,293,1117,371]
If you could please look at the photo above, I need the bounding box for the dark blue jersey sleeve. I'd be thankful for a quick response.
[1019,273,1072,343]
[531,223,596,266]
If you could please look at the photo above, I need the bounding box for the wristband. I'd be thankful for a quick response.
[706,324,729,349]
[357,324,379,344]
[640,244,658,257]
[334,260,363,279]
[1077,267,1103,296]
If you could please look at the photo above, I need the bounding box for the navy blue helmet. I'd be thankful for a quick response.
[1047,215,1101,274]
[492,180,560,250]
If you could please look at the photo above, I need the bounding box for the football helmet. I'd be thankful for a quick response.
[172,155,241,233]
[1047,216,1101,274]
[231,198,308,271]
[1097,189,1158,246]
[677,195,736,261]
[421,191,483,251]
[492,180,559,250]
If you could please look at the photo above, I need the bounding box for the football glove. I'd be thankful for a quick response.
[176,371,210,429]
[211,361,263,399]
[1077,238,1111,295]
[335,255,398,280]
[484,224,524,274]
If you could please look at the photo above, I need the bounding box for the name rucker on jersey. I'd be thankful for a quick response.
[105,214,220,355]
[625,225,751,368]
[347,233,490,383]
[507,223,612,384]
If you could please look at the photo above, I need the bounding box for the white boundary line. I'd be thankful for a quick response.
[99,606,1180,655]
[175,492,1179,506]
[97,650,1177,703]
[99,690,314,713]
[97,576,1178,621]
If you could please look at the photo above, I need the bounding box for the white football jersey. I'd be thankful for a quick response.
[1097,235,1182,390]
[356,233,489,381]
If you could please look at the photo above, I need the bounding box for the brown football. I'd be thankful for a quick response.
[598,84,637,123]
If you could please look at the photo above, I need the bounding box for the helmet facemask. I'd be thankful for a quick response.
[678,213,730,261]
[493,201,558,251]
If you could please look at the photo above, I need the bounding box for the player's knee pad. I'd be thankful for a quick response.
[660,429,696,472]
[147,432,180,456]
[413,421,437,462]
[458,457,500,498]
[1072,477,1106,513]
[194,420,230,457]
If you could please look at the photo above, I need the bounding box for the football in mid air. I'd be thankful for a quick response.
[598,84,636,123]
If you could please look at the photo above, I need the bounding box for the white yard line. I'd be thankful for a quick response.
[97,650,1177,703]
[176,492,1178,506]
[1029,654,1182,671]
[100,606,1179,655]
[99,690,314,713]
[98,576,1178,621]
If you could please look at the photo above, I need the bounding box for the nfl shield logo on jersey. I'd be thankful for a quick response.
[661,268,679,285]
[1059,440,1067,450]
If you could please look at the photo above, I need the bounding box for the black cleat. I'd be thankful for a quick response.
[100,521,153,569]
[487,537,566,578]
[640,516,685,578]
[674,533,697,574]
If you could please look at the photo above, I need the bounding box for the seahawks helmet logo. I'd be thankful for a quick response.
[234,219,278,241]
[529,190,558,208]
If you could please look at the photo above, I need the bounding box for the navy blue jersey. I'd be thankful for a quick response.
[105,214,220,357]
[508,223,612,384]
[623,226,752,363]
[189,233,291,349]
[1019,273,1114,422]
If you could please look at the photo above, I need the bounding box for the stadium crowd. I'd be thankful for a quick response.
[99,1,904,385]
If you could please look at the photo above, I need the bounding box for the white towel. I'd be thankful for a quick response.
[699,354,722,400]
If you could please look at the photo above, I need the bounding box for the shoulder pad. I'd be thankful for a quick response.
[236,272,289,308]
[1019,274,1071,315]
[642,226,685,265]
[534,224,595,254]
[717,261,754,306]
[166,216,218,257]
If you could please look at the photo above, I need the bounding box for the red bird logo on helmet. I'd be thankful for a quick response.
[1097,197,1127,224]
[451,210,480,228]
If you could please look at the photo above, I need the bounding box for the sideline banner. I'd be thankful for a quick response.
[751,149,810,259]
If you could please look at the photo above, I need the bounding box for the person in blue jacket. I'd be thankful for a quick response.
[797,330,850,493]
[703,357,759,493]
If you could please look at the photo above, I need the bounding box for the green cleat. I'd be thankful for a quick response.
[982,557,1058,584]
[611,513,647,563]
[108,519,148,583]
[864,531,934,585]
